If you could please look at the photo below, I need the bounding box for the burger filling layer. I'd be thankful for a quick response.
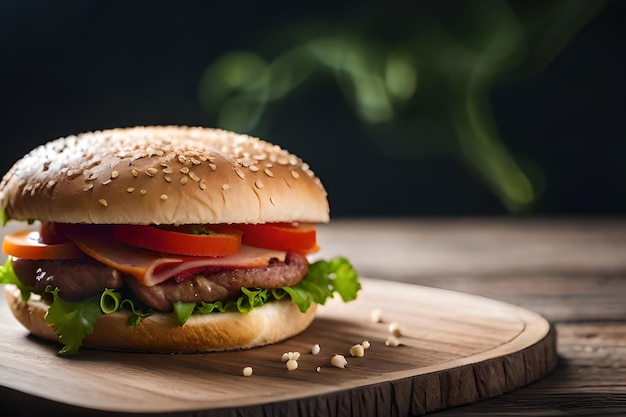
[10,252,308,311]
[1,222,361,355]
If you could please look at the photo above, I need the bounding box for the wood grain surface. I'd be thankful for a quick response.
[0,277,555,416]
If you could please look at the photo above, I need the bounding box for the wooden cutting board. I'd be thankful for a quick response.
[0,278,556,416]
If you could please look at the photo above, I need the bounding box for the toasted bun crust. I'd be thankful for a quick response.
[0,126,329,225]
[4,284,317,352]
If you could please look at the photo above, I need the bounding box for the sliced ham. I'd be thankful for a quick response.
[68,232,287,287]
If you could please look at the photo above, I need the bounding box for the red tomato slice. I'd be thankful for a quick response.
[2,229,86,260]
[113,224,243,257]
[235,222,319,254]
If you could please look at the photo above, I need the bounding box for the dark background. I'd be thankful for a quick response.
[1,0,624,218]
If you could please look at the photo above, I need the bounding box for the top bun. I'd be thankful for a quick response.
[0,126,329,225]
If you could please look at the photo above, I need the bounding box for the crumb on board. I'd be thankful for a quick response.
[330,354,348,368]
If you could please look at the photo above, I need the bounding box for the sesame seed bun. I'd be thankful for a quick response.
[0,126,329,225]
[4,284,317,353]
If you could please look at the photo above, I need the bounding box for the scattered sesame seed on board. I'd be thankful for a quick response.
[388,322,402,337]
[330,355,347,369]
[350,344,365,357]
[285,359,298,371]
[385,336,401,347]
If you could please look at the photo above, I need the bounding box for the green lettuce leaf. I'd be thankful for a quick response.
[173,301,196,325]
[44,287,104,356]
[283,257,361,312]
[0,258,33,301]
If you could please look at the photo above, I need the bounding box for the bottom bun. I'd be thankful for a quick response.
[4,284,317,353]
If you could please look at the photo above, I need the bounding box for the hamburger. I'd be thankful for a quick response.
[0,126,360,355]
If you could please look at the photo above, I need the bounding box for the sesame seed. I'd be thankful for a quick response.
[370,308,383,323]
[222,184,230,190]
[164,176,172,183]
[264,169,274,178]
[180,176,188,184]
[83,184,94,191]
[350,344,365,357]
[312,344,321,355]
[242,367,253,377]
[388,322,402,337]
[162,167,173,174]
[290,170,300,179]
[102,179,112,185]
[98,199,108,207]
[255,179,264,189]
[330,355,347,369]
[248,165,259,172]
[140,189,147,195]
[145,167,158,177]
[191,157,201,165]
[180,167,190,174]
[285,359,298,371]
[131,168,139,177]
[46,180,56,188]
[199,179,206,190]
[160,194,168,200]
[235,168,245,180]
[111,170,119,179]
[209,163,217,171]
[277,156,289,165]
[281,351,300,361]
[127,187,135,193]
[178,155,187,164]
[189,172,200,182]
[385,336,401,347]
